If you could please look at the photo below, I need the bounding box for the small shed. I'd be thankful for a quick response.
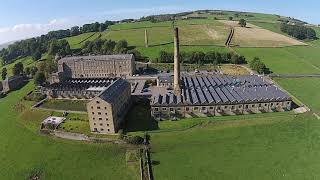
[41,116,66,130]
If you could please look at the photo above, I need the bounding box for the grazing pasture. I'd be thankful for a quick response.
[0,83,138,180]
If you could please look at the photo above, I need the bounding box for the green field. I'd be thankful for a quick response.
[235,47,320,74]
[275,78,320,113]
[0,83,139,179]
[65,32,99,49]
[151,113,320,180]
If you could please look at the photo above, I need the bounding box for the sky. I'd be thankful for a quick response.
[0,0,319,44]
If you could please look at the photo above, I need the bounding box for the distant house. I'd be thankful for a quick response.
[1,76,25,93]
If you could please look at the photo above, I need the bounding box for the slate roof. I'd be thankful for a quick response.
[98,79,130,104]
[47,78,117,91]
[151,75,291,106]
[58,54,134,64]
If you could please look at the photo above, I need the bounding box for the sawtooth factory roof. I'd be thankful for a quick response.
[151,75,291,106]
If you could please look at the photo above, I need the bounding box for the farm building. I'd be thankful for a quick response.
[87,79,131,134]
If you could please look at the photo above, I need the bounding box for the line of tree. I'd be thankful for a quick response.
[157,51,247,65]
[0,21,115,65]
[249,57,270,74]
[280,23,317,40]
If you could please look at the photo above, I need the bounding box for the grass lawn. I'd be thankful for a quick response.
[40,99,89,112]
[234,47,320,74]
[150,112,320,180]
[275,78,320,114]
[65,32,97,49]
[0,82,139,179]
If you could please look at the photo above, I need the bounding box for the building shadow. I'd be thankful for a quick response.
[124,100,159,132]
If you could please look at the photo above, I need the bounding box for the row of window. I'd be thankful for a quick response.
[92,117,108,121]
[93,128,110,132]
[154,102,290,112]
[93,123,110,127]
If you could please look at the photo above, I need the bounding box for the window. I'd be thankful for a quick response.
[100,128,104,131]
[107,124,109,126]
[271,103,274,106]
[98,112,101,115]
[94,128,97,132]
[194,107,199,111]
[217,106,221,110]
[154,108,159,112]
[91,106,93,109]
[276,103,279,106]
[287,102,290,105]
[245,105,249,109]
[177,108,181,111]
[107,129,110,132]
[186,107,190,111]
[105,113,107,115]
[93,123,96,125]
[209,107,214,110]
[231,106,235,110]
[162,108,167,111]
[202,107,206,110]
[224,106,228,109]
[99,118,102,120]
[239,105,242,108]
[92,112,94,115]
[93,118,95,120]
[97,106,101,109]
[170,108,174,112]
[259,104,262,107]
[252,105,255,108]
[96,101,100,104]
[105,107,107,110]
[100,123,103,126]
[265,104,268,106]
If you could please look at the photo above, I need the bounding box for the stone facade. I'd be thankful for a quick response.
[151,101,292,120]
[1,76,25,93]
[57,54,135,81]
[87,79,131,134]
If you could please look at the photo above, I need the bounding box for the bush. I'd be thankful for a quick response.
[125,136,144,145]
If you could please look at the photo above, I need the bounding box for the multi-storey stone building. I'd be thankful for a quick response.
[87,79,131,134]
[52,54,135,82]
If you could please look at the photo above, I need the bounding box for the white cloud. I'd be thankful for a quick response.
[0,6,190,44]
[0,18,74,44]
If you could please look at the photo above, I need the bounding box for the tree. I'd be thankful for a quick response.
[204,52,216,64]
[115,40,128,54]
[239,19,247,27]
[1,68,7,80]
[30,66,38,77]
[12,62,24,76]
[249,57,267,74]
[70,26,80,36]
[24,67,31,76]
[32,50,42,61]
[34,72,46,86]
[228,17,233,21]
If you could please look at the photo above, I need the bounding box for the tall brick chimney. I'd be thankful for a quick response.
[173,27,181,95]
[144,29,149,48]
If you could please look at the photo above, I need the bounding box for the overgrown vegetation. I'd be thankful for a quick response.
[157,50,246,65]
[280,23,317,40]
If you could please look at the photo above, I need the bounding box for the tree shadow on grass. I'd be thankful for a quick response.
[124,101,159,132]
